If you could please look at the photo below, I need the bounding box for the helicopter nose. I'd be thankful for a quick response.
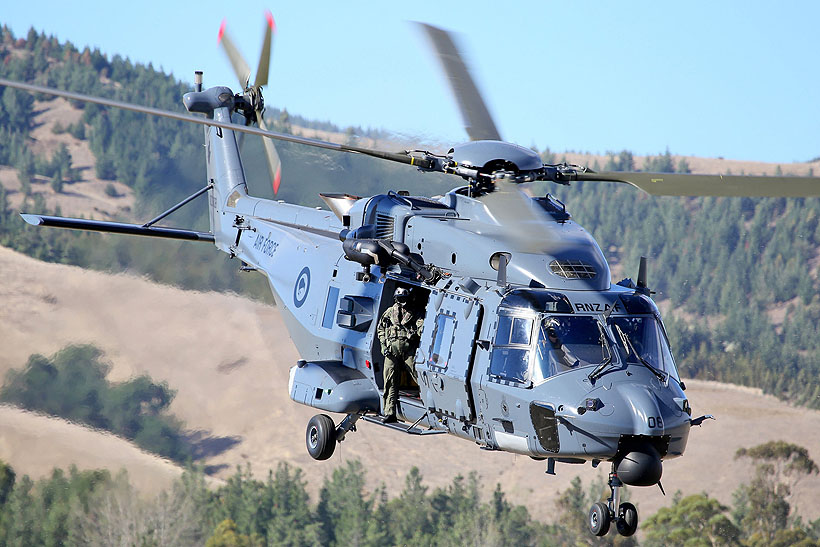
[608,382,668,486]
[615,441,663,486]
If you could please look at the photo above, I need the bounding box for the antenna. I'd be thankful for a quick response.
[635,256,654,296]
[496,253,509,287]
[637,256,647,290]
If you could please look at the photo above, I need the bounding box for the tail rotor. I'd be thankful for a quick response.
[219,12,283,194]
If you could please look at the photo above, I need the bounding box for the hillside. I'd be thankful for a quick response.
[0,404,183,495]
[2,245,819,523]
[0,96,134,218]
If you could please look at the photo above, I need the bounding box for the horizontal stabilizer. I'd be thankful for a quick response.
[21,214,215,243]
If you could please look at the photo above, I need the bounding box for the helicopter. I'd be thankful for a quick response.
[3,17,820,538]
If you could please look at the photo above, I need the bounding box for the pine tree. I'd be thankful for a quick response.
[50,172,63,193]
[316,460,374,546]
[17,150,33,195]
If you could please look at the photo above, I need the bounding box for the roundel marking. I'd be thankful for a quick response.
[294,267,311,308]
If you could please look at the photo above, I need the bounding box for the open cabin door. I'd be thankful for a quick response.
[416,292,482,422]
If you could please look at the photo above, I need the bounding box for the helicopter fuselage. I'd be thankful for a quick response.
[195,88,693,487]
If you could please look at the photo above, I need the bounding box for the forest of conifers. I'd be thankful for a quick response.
[1,447,818,546]
[1,25,819,411]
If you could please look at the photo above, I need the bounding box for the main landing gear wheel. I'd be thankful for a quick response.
[306,414,336,460]
[616,502,638,537]
[588,502,611,536]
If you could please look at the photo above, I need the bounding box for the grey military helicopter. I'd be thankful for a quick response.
[4,18,820,538]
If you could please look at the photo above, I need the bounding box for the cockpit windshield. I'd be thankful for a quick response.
[608,315,680,381]
[532,316,611,383]
[490,290,680,386]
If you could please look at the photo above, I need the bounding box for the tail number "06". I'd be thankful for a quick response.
[647,416,663,429]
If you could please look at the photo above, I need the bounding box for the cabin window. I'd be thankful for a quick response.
[428,313,456,368]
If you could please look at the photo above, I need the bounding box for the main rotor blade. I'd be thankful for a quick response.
[254,11,275,89]
[218,20,251,87]
[575,171,820,197]
[418,23,501,142]
[480,180,563,253]
[0,78,434,170]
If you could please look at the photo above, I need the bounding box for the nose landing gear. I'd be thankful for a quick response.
[616,502,638,537]
[587,467,639,537]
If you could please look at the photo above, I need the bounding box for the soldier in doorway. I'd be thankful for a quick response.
[377,287,424,423]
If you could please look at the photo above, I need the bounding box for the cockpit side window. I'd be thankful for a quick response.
[489,347,530,383]
[490,314,534,384]
[510,317,532,345]
[496,315,512,346]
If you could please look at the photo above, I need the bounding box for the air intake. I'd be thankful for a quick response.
[549,259,596,279]
[375,213,395,239]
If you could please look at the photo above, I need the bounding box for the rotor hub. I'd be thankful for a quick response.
[448,140,543,175]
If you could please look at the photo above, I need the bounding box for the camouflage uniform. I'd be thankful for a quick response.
[377,301,424,417]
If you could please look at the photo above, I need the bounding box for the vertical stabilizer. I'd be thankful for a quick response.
[183,85,251,251]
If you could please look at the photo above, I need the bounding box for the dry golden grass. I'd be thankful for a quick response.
[0,404,184,495]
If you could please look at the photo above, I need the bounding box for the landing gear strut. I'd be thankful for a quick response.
[587,466,638,537]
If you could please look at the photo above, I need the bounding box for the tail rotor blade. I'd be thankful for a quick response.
[218,19,251,88]
[417,22,501,142]
[258,116,283,194]
[254,11,275,89]
[219,13,283,193]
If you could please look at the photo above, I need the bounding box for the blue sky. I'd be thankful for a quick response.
[4,1,819,163]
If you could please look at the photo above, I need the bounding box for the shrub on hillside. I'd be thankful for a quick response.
[0,344,191,463]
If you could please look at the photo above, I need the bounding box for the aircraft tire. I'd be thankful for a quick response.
[616,502,638,537]
[588,501,611,536]
[306,414,336,460]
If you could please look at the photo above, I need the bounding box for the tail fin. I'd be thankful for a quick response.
[184,86,252,252]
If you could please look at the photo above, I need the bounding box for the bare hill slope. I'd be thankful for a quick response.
[0,405,183,494]
[1,245,819,521]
